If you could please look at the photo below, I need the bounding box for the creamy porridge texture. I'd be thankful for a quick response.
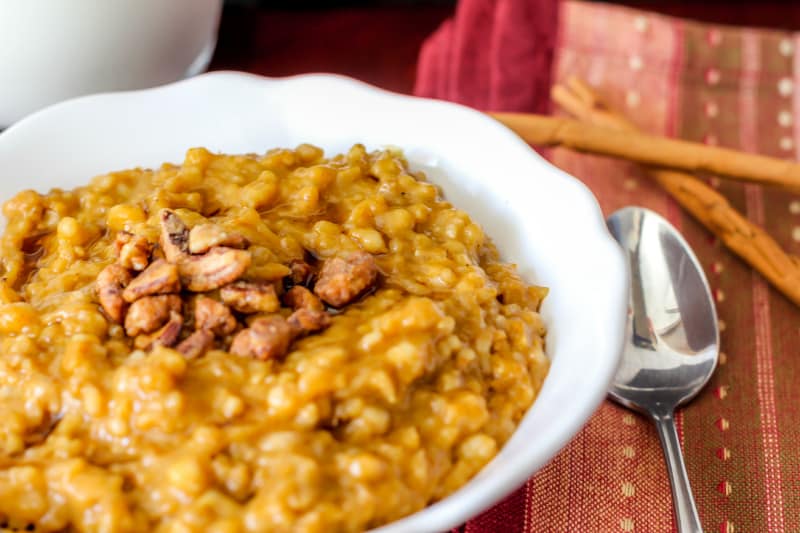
[0,144,548,532]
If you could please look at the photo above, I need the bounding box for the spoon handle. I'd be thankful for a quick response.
[652,411,703,533]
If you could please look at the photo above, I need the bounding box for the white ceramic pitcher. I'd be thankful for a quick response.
[0,0,223,127]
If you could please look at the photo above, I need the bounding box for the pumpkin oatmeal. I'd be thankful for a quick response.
[0,144,548,532]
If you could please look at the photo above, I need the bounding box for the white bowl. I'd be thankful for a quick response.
[0,0,223,127]
[0,72,627,532]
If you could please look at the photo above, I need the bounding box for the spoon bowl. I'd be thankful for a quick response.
[607,206,719,533]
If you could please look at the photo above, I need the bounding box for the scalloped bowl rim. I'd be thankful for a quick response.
[0,72,627,532]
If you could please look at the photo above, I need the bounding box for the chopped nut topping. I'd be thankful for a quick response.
[283,285,324,312]
[220,280,280,314]
[176,329,214,359]
[178,247,251,292]
[97,263,133,323]
[288,308,331,335]
[124,294,182,336]
[188,223,248,254]
[314,251,378,307]
[287,259,314,286]
[98,208,373,358]
[159,209,189,263]
[194,295,237,336]
[134,311,183,350]
[115,232,152,271]
[122,259,181,303]
[229,316,293,361]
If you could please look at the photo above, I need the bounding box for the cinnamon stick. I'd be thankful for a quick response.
[489,112,800,193]
[550,77,800,308]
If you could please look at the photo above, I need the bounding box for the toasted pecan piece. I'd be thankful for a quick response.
[194,295,237,336]
[134,311,183,350]
[124,294,182,336]
[97,263,133,323]
[159,209,189,263]
[220,280,280,314]
[115,231,153,271]
[288,308,331,335]
[283,285,324,312]
[314,251,378,307]
[188,223,248,254]
[176,329,214,359]
[178,247,251,292]
[122,259,180,302]
[287,259,314,287]
[229,316,293,361]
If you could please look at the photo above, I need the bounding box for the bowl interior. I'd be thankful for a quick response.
[0,72,627,532]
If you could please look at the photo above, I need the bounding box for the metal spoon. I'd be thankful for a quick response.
[606,207,719,533]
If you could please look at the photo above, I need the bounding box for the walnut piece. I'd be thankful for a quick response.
[159,209,189,263]
[176,329,214,359]
[194,295,237,336]
[229,316,293,361]
[188,223,248,254]
[115,231,152,271]
[124,295,182,336]
[283,285,324,312]
[220,280,280,314]
[122,259,181,303]
[314,251,378,307]
[287,259,314,287]
[288,308,331,335]
[178,247,251,292]
[134,311,183,350]
[97,263,133,323]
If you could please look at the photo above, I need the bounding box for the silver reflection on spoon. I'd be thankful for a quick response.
[607,206,719,533]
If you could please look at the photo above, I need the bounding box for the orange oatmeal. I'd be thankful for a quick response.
[0,144,548,532]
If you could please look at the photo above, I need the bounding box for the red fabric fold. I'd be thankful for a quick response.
[414,0,559,113]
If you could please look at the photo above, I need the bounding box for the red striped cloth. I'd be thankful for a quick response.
[414,0,558,114]
[417,2,800,531]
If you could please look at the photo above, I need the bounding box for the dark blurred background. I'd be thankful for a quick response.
[224,0,455,5]
[211,0,800,94]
